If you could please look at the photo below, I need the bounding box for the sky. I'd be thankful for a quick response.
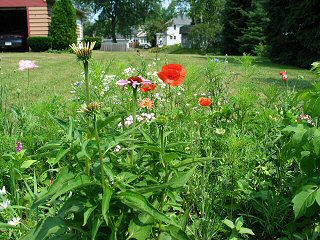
[162,0,171,8]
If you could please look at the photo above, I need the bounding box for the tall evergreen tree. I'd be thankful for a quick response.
[222,0,251,55]
[237,0,269,54]
[50,0,77,50]
[267,0,320,67]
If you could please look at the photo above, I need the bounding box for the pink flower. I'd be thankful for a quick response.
[19,60,39,71]
[16,141,23,152]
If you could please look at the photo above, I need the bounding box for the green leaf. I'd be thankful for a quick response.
[119,191,173,226]
[20,160,37,169]
[49,175,99,203]
[57,197,88,218]
[55,148,70,163]
[239,227,255,235]
[91,218,102,240]
[128,213,154,240]
[292,184,318,219]
[159,232,172,240]
[235,216,244,231]
[20,217,66,240]
[102,185,112,224]
[283,124,308,145]
[172,157,214,168]
[316,188,320,206]
[165,225,190,240]
[222,219,235,229]
[170,166,196,189]
[32,168,99,209]
[83,205,97,226]
[49,114,68,131]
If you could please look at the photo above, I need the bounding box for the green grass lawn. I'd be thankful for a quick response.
[0,51,316,106]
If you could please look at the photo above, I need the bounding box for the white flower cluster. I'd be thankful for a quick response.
[123,67,136,77]
[140,113,156,121]
[101,74,116,96]
[297,113,316,126]
[0,186,21,226]
[118,113,156,128]
[114,145,122,152]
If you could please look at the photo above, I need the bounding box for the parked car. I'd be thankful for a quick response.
[0,32,27,51]
[139,43,151,49]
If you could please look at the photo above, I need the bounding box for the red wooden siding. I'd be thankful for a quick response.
[0,0,47,7]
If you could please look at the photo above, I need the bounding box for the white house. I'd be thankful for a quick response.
[156,14,192,46]
[136,31,148,45]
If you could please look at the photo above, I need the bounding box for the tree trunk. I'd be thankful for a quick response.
[111,16,117,43]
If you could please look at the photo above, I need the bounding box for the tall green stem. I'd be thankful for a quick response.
[27,69,30,87]
[131,88,138,164]
[94,114,106,190]
[83,60,90,105]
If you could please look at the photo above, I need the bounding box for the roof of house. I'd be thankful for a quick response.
[137,31,147,38]
[167,14,192,26]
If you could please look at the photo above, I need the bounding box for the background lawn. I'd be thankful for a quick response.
[0,51,316,106]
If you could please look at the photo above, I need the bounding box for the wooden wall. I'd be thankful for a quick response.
[28,6,50,37]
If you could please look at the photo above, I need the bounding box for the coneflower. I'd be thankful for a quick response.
[70,42,96,62]
[69,41,96,105]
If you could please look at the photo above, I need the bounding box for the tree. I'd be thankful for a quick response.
[177,0,225,53]
[50,0,77,50]
[222,0,251,55]
[76,0,160,43]
[144,1,177,47]
[266,0,320,67]
[237,0,269,54]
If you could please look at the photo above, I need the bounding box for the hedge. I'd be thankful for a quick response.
[83,37,102,50]
[28,36,52,52]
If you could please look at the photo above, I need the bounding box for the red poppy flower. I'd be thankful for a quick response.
[280,71,288,83]
[141,83,156,92]
[199,97,212,107]
[157,64,186,86]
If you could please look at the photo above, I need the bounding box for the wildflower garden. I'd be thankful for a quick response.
[0,46,320,240]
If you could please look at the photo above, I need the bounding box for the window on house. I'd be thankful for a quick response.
[174,25,176,30]
[174,36,176,39]
[170,36,173,39]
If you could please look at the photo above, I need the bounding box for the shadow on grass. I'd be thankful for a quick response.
[254,77,314,91]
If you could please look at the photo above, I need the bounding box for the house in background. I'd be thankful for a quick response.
[0,0,84,42]
[156,14,192,46]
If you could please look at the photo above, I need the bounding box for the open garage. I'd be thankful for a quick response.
[0,8,29,51]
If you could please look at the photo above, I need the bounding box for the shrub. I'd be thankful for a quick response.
[83,36,102,50]
[50,0,77,50]
[28,36,52,52]
[253,43,270,57]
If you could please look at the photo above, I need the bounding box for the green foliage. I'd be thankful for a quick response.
[83,36,102,50]
[222,0,252,55]
[28,37,52,52]
[267,0,320,67]
[223,217,255,239]
[50,0,77,50]
[82,0,161,43]
[189,23,222,54]
[181,0,224,53]
[237,0,270,54]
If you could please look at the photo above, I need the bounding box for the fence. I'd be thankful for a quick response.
[100,42,128,52]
